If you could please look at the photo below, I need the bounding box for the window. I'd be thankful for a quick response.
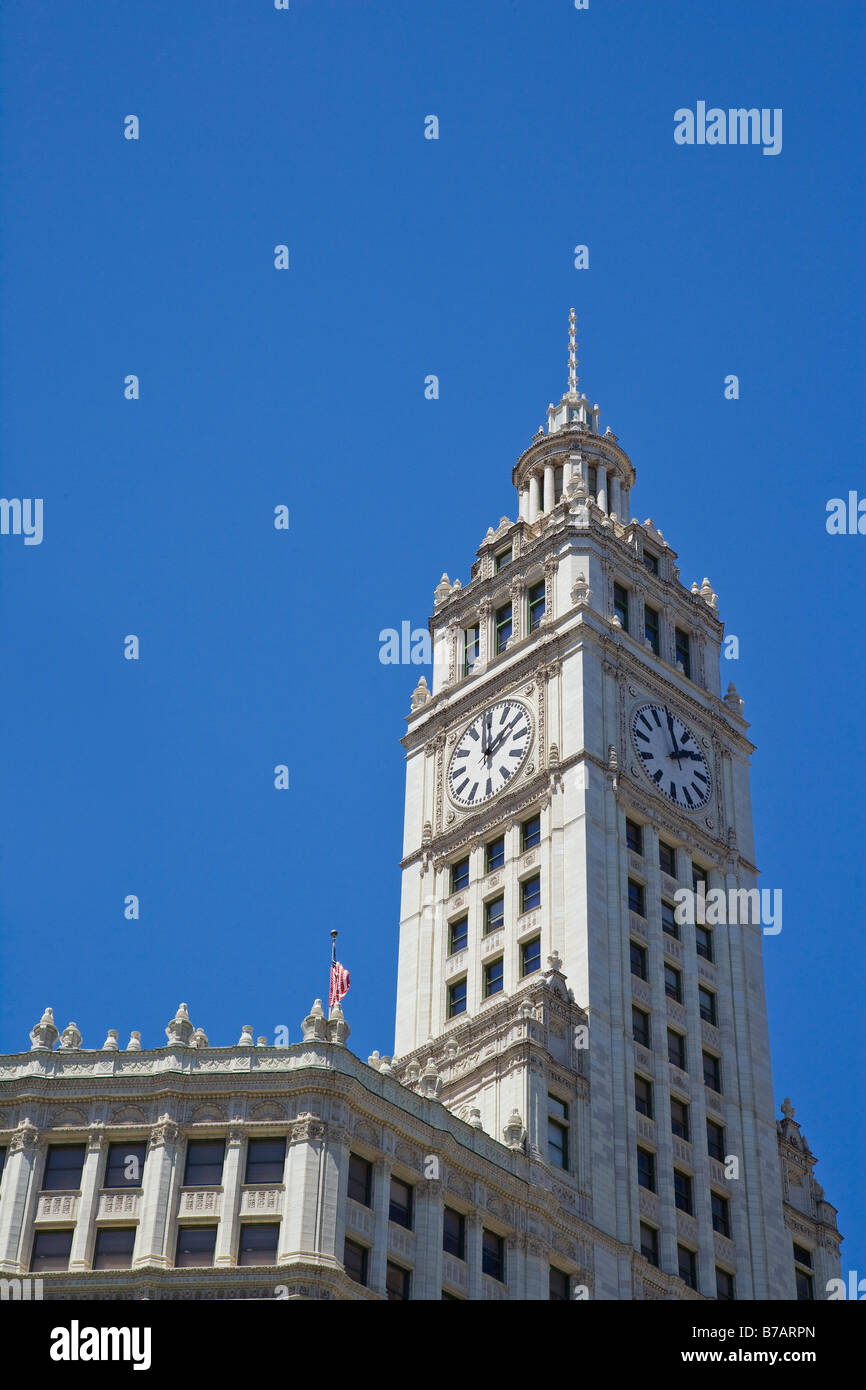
[494,547,512,573]
[703,1051,722,1093]
[695,924,714,962]
[658,840,677,877]
[175,1226,217,1268]
[634,1075,653,1118]
[93,1227,136,1270]
[521,875,541,913]
[640,1223,659,1267]
[42,1145,86,1192]
[675,627,691,680]
[670,1097,690,1141]
[711,1192,731,1238]
[482,1229,505,1282]
[484,896,504,935]
[344,1238,368,1286]
[613,582,630,632]
[678,1245,698,1290]
[483,957,504,998]
[386,1262,411,1300]
[448,978,467,1018]
[630,941,648,981]
[495,602,512,654]
[451,857,470,893]
[707,1120,726,1163]
[691,863,706,895]
[553,466,564,501]
[485,836,505,873]
[588,465,597,496]
[632,1006,651,1048]
[793,1243,812,1269]
[628,879,646,917]
[521,814,541,850]
[644,604,660,655]
[637,1148,656,1192]
[183,1140,225,1188]
[549,1266,570,1300]
[520,936,541,977]
[625,819,643,855]
[244,1138,286,1186]
[527,580,546,631]
[673,1169,693,1215]
[104,1142,147,1189]
[661,899,679,939]
[389,1177,413,1229]
[716,1267,735,1301]
[668,1029,687,1070]
[0,1147,5,1188]
[664,963,682,1003]
[238,1223,279,1265]
[347,1153,373,1207]
[643,551,659,576]
[30,1229,73,1272]
[443,1207,465,1259]
[698,987,717,1026]
[463,625,480,677]
[449,916,468,954]
[548,1095,569,1170]
[794,1244,814,1301]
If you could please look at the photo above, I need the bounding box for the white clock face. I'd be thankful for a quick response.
[631,702,711,810]
[447,700,533,808]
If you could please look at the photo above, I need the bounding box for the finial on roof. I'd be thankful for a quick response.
[568,307,578,395]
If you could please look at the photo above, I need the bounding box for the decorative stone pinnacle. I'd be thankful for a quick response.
[30,1006,59,1052]
[237,1025,254,1047]
[59,1022,82,1050]
[102,1029,119,1051]
[547,950,563,974]
[568,307,578,395]
[411,675,431,711]
[127,1031,142,1052]
[781,1097,795,1120]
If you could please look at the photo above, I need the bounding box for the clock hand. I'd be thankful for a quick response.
[665,711,680,758]
[487,714,522,758]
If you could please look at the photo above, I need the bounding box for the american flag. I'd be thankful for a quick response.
[329,961,350,1008]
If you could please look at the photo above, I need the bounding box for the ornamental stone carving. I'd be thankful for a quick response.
[29,1007,59,1052]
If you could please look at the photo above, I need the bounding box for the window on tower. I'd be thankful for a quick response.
[628,879,646,917]
[520,874,541,913]
[716,1267,735,1301]
[463,625,480,677]
[527,580,546,631]
[673,1169,694,1214]
[389,1177,414,1229]
[451,857,470,893]
[484,896,504,935]
[482,1229,505,1282]
[644,604,660,655]
[695,924,714,962]
[483,957,504,998]
[625,819,643,855]
[658,840,677,877]
[632,1006,651,1048]
[343,1238,369,1287]
[520,936,541,977]
[707,1119,726,1162]
[447,978,467,1018]
[485,836,505,872]
[670,1096,690,1141]
[521,814,541,851]
[588,465,597,497]
[494,547,512,573]
[668,1029,687,1071]
[698,986,718,1026]
[549,1266,570,1300]
[613,582,630,632]
[643,550,659,576]
[634,1074,653,1118]
[494,602,512,654]
[547,1095,569,1170]
[702,1051,722,1094]
[793,1244,814,1300]
[678,1245,698,1291]
[553,466,564,502]
[675,627,692,680]
[661,899,679,939]
[443,1207,466,1259]
[711,1191,731,1238]
[630,941,648,981]
[637,1147,656,1192]
[347,1154,373,1207]
[448,916,468,954]
[640,1223,660,1267]
[664,964,682,1003]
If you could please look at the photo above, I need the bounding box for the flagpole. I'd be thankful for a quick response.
[330,930,338,1010]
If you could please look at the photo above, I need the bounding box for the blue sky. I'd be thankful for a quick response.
[1,1,862,1278]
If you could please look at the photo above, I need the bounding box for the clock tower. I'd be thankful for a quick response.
[393,313,806,1298]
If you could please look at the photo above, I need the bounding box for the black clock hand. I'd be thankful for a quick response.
[665,711,680,758]
[488,714,522,758]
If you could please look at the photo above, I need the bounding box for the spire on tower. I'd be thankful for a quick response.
[567,307,578,395]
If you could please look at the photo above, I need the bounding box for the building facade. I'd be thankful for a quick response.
[0,318,842,1299]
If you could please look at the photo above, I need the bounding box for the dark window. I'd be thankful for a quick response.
[238,1223,279,1265]
[664,964,682,1002]
[716,1267,735,1301]
[483,957,504,998]
[549,1266,570,1300]
[521,815,541,851]
[344,1238,368,1286]
[637,1148,656,1191]
[520,936,541,977]
[643,551,659,576]
[244,1138,286,1186]
[389,1178,413,1229]
[521,875,541,913]
[644,605,660,655]
[630,941,648,981]
[93,1227,136,1270]
[104,1142,147,1189]
[183,1140,225,1188]
[0,1147,5,1187]
[484,896,504,935]
[443,1207,465,1260]
[707,1120,726,1163]
[482,1229,505,1282]
[661,899,679,939]
[793,1243,813,1269]
[548,1096,569,1170]
[796,1270,815,1300]
[675,627,691,680]
[640,1223,659,1267]
[698,987,717,1026]
[703,1052,722,1093]
[668,1029,687,1070]
[678,1245,698,1290]
[673,1169,693,1214]
[695,924,714,962]
[42,1145,86,1192]
[553,466,564,501]
[347,1153,373,1207]
[588,465,597,496]
[613,582,630,632]
[632,1006,651,1048]
[711,1192,731,1238]
[449,917,468,954]
[485,836,505,872]
[175,1225,217,1268]
[691,863,706,895]
[463,625,480,678]
[386,1261,411,1300]
[495,602,512,654]
[494,547,512,573]
[451,857,470,893]
[634,1075,653,1118]
[658,840,677,877]
[527,580,546,631]
[670,1097,690,1141]
[626,819,643,855]
[448,978,467,1018]
[628,879,646,917]
[30,1229,73,1272]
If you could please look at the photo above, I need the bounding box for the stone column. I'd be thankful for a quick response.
[509,577,525,644]
[610,474,622,519]
[134,1117,181,1269]
[467,1211,484,1299]
[477,598,492,671]
[69,1124,107,1271]
[413,1178,444,1299]
[369,1158,391,1295]
[596,466,608,514]
[214,1128,245,1266]
[543,463,555,513]
[0,1120,39,1271]
[562,457,573,495]
[524,1237,548,1300]
[518,488,528,521]
[528,474,541,522]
